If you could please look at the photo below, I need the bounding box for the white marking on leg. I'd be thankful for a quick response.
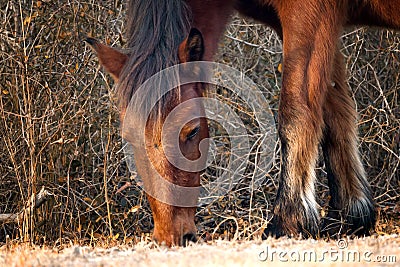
[301,167,319,224]
[348,196,374,222]
[286,139,320,228]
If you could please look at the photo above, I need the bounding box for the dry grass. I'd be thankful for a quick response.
[0,0,399,250]
[1,235,399,267]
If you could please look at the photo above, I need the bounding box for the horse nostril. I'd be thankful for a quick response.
[182,233,197,246]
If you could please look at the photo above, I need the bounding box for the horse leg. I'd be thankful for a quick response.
[321,49,376,237]
[265,1,344,238]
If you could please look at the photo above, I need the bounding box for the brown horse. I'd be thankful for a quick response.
[87,0,400,246]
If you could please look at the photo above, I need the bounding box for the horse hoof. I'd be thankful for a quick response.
[262,218,318,239]
[320,206,376,238]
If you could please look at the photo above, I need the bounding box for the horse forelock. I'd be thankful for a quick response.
[117,0,192,136]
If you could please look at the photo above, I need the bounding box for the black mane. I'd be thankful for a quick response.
[117,0,191,129]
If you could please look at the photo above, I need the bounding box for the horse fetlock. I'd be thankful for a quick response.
[346,196,376,236]
[321,195,376,237]
[264,198,319,239]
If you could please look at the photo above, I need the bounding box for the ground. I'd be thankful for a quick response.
[1,235,399,267]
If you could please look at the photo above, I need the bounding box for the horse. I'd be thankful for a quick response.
[86,0,400,246]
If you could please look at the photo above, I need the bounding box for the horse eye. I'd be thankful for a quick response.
[186,126,200,140]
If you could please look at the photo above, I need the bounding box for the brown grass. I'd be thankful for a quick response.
[0,0,399,249]
[1,236,399,266]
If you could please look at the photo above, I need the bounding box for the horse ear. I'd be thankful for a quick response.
[178,28,204,63]
[85,37,128,80]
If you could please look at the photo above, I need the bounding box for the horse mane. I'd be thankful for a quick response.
[117,0,192,133]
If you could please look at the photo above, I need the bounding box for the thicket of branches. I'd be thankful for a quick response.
[0,0,398,246]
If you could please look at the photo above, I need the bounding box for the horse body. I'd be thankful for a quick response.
[88,0,400,245]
